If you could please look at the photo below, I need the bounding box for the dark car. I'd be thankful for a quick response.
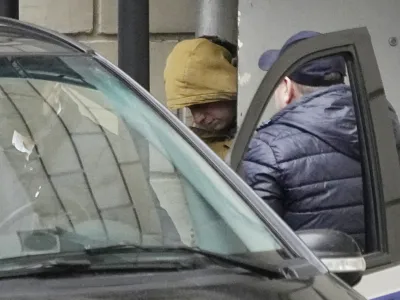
[0,17,378,299]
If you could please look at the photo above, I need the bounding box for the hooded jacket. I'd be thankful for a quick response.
[164,38,237,159]
[243,84,366,248]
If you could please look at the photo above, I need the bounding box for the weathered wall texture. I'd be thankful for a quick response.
[238,0,400,125]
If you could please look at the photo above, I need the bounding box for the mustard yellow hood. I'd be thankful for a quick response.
[164,38,237,110]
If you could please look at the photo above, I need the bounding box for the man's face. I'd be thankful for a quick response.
[189,101,236,131]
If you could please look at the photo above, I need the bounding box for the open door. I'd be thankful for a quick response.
[231,27,400,282]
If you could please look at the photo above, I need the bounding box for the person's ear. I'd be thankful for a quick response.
[282,76,295,105]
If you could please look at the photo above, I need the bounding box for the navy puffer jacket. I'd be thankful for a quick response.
[243,84,366,249]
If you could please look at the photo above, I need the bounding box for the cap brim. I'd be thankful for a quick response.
[258,49,279,71]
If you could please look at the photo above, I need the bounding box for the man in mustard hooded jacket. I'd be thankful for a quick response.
[164,37,237,160]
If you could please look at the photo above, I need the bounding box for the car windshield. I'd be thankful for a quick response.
[0,54,290,271]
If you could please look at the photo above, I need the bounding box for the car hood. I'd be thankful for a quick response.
[0,270,366,300]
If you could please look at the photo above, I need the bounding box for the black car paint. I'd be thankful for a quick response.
[0,269,365,300]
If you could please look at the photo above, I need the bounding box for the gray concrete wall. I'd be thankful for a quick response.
[238,0,400,126]
[19,0,196,105]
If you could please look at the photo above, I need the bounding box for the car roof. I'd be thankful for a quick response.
[0,17,92,54]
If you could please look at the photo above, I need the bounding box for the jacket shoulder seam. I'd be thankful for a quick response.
[279,150,337,164]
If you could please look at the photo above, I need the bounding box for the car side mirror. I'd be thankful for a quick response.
[296,229,366,287]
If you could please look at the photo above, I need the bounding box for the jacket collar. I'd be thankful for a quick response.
[257,84,349,132]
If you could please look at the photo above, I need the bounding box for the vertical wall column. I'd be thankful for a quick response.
[118,0,149,91]
[195,0,238,45]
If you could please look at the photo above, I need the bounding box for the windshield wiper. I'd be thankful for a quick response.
[0,258,92,278]
[84,244,293,279]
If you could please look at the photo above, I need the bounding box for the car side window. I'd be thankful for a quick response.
[0,55,294,265]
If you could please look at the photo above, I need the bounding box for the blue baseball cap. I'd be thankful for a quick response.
[258,31,346,86]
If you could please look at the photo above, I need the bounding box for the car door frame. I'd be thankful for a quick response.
[231,27,400,274]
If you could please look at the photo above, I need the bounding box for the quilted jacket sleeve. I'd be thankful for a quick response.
[242,133,285,216]
[387,99,400,161]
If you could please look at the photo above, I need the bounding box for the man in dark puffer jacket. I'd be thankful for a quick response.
[243,31,367,249]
